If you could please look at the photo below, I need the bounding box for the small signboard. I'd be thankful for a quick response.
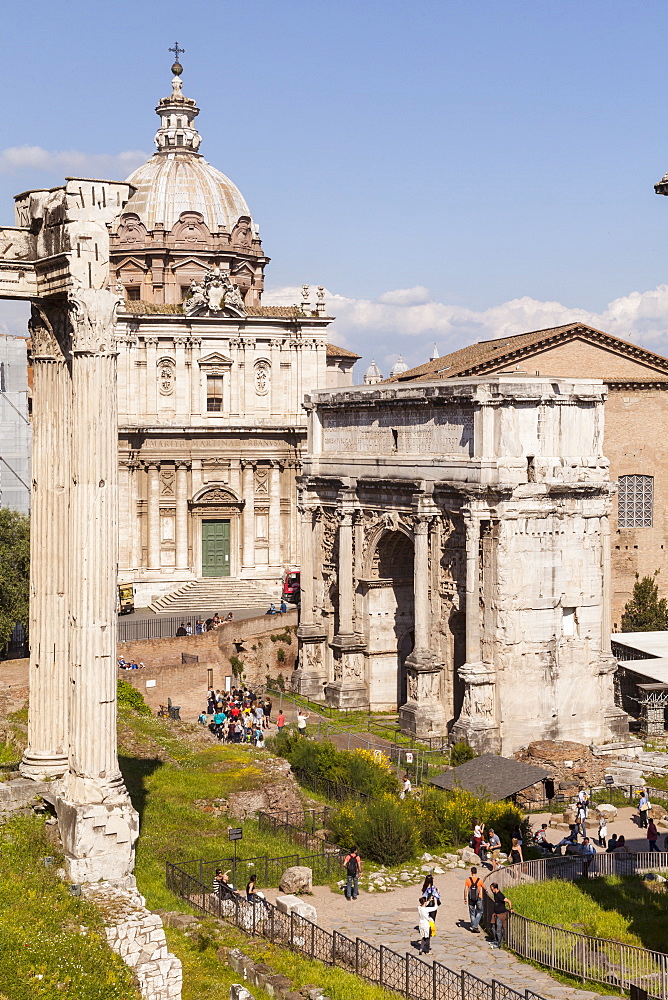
[145,679,156,689]
[228,827,243,842]
[406,752,413,764]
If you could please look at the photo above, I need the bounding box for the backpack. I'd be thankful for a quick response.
[346,855,358,876]
[467,877,481,905]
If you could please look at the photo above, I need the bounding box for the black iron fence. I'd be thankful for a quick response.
[290,766,370,804]
[117,613,204,643]
[170,847,346,892]
[257,811,339,854]
[166,858,548,1000]
[482,853,668,999]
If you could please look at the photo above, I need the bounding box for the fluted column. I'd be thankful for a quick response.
[268,461,282,568]
[175,461,189,571]
[146,462,161,570]
[298,502,316,629]
[20,303,70,780]
[241,460,255,571]
[464,514,481,664]
[412,515,431,655]
[601,514,612,654]
[56,285,138,882]
[337,509,355,636]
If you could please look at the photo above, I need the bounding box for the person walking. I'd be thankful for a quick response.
[638,790,651,828]
[581,837,596,878]
[489,882,513,949]
[263,697,272,729]
[472,820,485,856]
[276,709,286,734]
[400,773,412,799]
[297,709,309,736]
[343,847,362,900]
[417,896,432,954]
[647,819,660,852]
[598,815,607,848]
[464,866,483,933]
[422,873,441,923]
[510,837,523,865]
[487,828,502,870]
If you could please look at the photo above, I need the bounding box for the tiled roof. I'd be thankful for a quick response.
[326,343,361,359]
[387,323,668,382]
[430,754,549,801]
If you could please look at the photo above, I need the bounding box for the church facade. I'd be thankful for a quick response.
[107,61,358,605]
[296,376,628,753]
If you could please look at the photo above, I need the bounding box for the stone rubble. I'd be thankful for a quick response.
[82,876,182,1000]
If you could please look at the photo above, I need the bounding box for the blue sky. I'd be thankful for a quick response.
[3,0,668,376]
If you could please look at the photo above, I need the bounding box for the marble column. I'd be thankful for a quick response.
[20,303,70,780]
[326,490,367,710]
[600,510,629,737]
[295,499,327,698]
[146,462,161,570]
[268,461,282,569]
[241,460,255,572]
[451,511,500,752]
[399,501,448,737]
[56,285,138,881]
[175,462,189,571]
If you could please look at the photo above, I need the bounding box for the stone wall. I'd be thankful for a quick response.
[118,612,298,718]
[82,876,182,1000]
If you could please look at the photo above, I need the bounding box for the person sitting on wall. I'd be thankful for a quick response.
[224,612,234,623]
[534,824,555,853]
[555,827,579,855]
[265,603,278,615]
[213,869,238,901]
[212,613,221,628]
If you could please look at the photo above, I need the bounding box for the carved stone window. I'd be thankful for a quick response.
[618,475,653,528]
[255,360,270,396]
[158,357,176,395]
[207,376,224,413]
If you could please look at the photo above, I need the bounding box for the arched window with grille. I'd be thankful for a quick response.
[618,474,653,528]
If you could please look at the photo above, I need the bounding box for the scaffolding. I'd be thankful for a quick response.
[637,683,668,736]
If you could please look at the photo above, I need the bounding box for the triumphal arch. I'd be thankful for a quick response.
[0,179,138,878]
[296,376,629,754]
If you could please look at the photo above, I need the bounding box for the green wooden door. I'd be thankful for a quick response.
[201,520,230,577]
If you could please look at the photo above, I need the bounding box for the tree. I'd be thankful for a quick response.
[620,572,668,632]
[0,509,30,651]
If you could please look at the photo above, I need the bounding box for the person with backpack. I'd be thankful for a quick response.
[343,847,362,900]
[463,865,483,932]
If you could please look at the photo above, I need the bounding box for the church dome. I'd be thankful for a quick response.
[124,154,252,233]
[123,61,254,234]
[389,355,408,377]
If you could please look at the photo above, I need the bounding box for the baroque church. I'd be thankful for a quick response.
[109,60,359,606]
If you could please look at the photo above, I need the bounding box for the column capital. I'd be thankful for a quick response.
[175,460,191,471]
[143,336,159,347]
[68,284,123,356]
[143,460,160,472]
[173,337,188,348]
[241,458,256,471]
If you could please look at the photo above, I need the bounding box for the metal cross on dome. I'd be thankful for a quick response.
[169,42,185,62]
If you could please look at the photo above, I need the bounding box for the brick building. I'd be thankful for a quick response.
[388,322,668,625]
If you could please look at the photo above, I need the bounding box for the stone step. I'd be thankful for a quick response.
[149,578,283,615]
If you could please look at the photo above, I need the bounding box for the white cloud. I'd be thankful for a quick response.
[0,145,148,179]
[264,283,668,377]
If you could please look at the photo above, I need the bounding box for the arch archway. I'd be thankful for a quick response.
[363,529,415,711]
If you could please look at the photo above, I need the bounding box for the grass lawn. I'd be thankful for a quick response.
[509,874,668,953]
[118,706,328,908]
[0,815,139,1000]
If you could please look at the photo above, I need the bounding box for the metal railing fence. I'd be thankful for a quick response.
[290,766,371,803]
[170,847,346,893]
[117,613,205,642]
[257,810,339,854]
[482,853,668,998]
[166,858,548,1000]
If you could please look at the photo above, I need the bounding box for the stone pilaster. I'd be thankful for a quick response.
[451,511,501,752]
[55,286,138,881]
[268,461,282,569]
[600,509,629,738]
[175,461,189,571]
[241,460,256,572]
[20,303,70,780]
[325,490,368,710]
[146,462,161,570]
[398,495,447,737]
[295,498,327,698]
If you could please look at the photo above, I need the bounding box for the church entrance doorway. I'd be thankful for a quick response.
[201,520,230,577]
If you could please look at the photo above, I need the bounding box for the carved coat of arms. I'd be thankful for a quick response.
[183,267,246,318]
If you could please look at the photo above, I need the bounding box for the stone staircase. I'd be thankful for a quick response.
[149,578,282,615]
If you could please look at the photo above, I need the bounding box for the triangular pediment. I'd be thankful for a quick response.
[198,351,233,367]
[115,255,149,271]
[394,322,668,383]
[171,257,211,271]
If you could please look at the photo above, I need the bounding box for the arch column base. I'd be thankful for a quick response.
[293,629,327,699]
[324,635,368,710]
[399,655,447,738]
[20,751,69,781]
[451,660,501,753]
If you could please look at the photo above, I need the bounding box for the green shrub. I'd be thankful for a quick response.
[276,673,286,691]
[416,787,525,851]
[281,738,396,798]
[330,795,420,864]
[450,740,476,766]
[117,678,152,716]
[229,655,245,680]
[277,647,286,663]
